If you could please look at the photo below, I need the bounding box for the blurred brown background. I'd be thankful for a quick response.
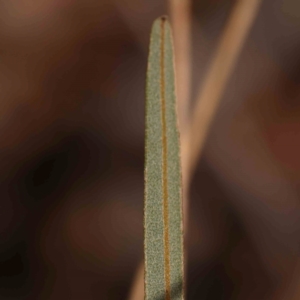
[0,0,300,299]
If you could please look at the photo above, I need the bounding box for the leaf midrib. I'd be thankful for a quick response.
[160,17,171,300]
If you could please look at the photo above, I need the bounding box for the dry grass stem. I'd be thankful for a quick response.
[168,0,192,132]
[168,0,192,235]
[182,0,262,178]
[127,263,144,300]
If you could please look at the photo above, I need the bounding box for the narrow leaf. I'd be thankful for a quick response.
[144,16,184,300]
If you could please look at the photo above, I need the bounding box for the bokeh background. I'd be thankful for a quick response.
[1,0,300,299]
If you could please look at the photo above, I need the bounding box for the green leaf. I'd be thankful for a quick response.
[144,16,184,300]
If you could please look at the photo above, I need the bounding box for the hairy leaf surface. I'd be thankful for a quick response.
[144,16,184,300]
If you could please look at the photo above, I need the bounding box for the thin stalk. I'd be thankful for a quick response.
[167,7,192,300]
[127,263,144,300]
[168,0,192,234]
[182,0,262,179]
[168,0,192,132]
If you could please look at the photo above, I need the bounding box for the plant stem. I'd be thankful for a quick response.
[168,0,192,240]
[127,263,144,300]
[168,0,192,132]
[182,0,262,179]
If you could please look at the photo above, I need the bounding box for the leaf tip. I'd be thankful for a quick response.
[160,15,168,22]
[153,15,169,27]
